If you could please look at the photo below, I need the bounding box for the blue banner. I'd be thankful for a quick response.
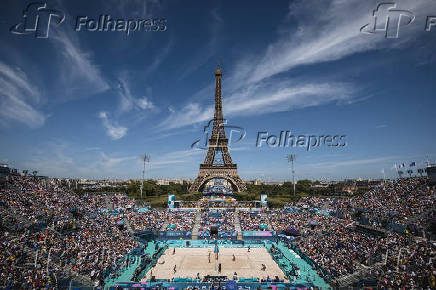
[242,231,277,240]
[158,231,192,239]
[198,231,237,240]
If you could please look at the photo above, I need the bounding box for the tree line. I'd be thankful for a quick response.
[74,179,343,208]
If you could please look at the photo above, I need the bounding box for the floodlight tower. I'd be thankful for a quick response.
[140,154,150,202]
[287,154,296,197]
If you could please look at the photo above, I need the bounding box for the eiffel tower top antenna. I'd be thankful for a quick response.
[215,58,222,76]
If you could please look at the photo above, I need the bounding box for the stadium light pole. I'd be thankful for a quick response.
[140,154,150,203]
[287,154,296,197]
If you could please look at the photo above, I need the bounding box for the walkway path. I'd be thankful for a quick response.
[261,211,273,230]
[234,209,243,240]
[191,210,202,240]
[160,211,170,231]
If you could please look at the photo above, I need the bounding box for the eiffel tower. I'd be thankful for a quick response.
[189,65,246,193]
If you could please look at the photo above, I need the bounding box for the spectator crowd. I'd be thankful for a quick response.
[238,211,269,231]
[1,176,139,288]
[199,211,235,232]
[0,175,435,288]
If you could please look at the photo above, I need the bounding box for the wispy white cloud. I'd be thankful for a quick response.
[99,111,128,140]
[144,39,174,76]
[225,81,355,116]
[0,62,40,102]
[159,103,213,130]
[51,27,109,99]
[136,97,154,110]
[18,139,202,179]
[150,149,204,169]
[98,70,156,140]
[93,72,156,140]
[100,152,136,168]
[160,0,435,131]
[21,141,138,178]
[22,143,75,177]
[117,74,155,113]
[0,61,45,128]
[240,0,433,86]
[160,80,355,130]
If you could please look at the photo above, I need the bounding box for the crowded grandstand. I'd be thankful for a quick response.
[0,173,435,289]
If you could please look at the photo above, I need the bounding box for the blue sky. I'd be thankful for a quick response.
[1,0,436,181]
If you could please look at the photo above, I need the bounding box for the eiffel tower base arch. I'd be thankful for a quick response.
[189,166,247,193]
